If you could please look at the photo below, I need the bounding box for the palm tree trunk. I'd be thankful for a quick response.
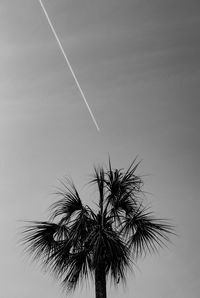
[95,263,107,298]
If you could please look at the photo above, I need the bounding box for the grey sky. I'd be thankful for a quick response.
[1,0,200,297]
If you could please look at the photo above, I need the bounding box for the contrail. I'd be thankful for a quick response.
[38,0,100,131]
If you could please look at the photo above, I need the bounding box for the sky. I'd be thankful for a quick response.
[0,0,200,297]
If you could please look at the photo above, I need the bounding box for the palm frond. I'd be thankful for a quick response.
[104,159,143,217]
[89,226,131,284]
[122,206,174,257]
[61,250,91,292]
[49,180,83,222]
[120,158,143,195]
[90,166,105,212]
[21,221,60,266]
[47,239,72,278]
[68,207,94,249]
[104,229,131,284]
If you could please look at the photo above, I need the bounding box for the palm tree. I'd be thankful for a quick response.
[21,159,174,298]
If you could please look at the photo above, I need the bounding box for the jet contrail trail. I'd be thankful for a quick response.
[38,0,100,131]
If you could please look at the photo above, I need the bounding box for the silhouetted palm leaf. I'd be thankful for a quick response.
[104,159,143,218]
[49,180,83,223]
[22,221,60,266]
[122,205,174,257]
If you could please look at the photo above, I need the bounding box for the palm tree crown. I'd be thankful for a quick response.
[22,159,174,298]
